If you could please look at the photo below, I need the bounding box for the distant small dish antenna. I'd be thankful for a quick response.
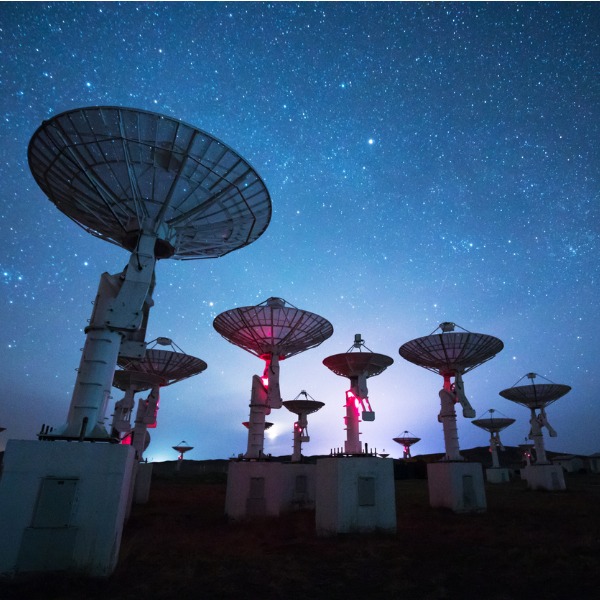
[172,440,194,460]
[28,106,271,441]
[214,297,333,459]
[393,431,421,459]
[499,373,571,465]
[399,322,503,461]
[283,390,325,462]
[243,421,274,430]
[472,409,516,468]
[323,334,393,454]
[518,437,536,466]
[111,338,207,460]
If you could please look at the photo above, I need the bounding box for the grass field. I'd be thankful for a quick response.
[1,469,599,599]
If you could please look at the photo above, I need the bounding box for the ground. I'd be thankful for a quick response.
[1,469,599,599]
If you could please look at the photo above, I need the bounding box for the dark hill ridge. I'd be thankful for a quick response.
[146,446,593,482]
[0,446,592,475]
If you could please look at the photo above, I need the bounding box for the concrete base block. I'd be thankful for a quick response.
[315,457,396,536]
[225,462,276,519]
[225,461,317,520]
[522,464,566,490]
[428,461,486,513]
[0,439,135,577]
[485,467,511,484]
[133,462,153,504]
[279,463,317,512]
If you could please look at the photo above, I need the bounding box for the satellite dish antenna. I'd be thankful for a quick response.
[243,421,273,430]
[399,322,503,461]
[111,338,207,459]
[393,431,421,459]
[323,334,393,454]
[214,297,333,459]
[283,390,325,462]
[172,440,194,460]
[472,409,516,469]
[499,372,571,465]
[28,106,271,441]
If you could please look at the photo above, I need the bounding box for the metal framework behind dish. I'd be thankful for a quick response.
[499,383,572,409]
[28,106,271,259]
[399,330,504,376]
[213,297,334,358]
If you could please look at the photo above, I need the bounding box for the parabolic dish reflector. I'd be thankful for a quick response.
[472,417,515,433]
[399,331,503,376]
[112,369,164,392]
[117,349,207,386]
[173,441,193,453]
[499,383,571,409]
[213,297,333,359]
[283,399,325,416]
[243,421,273,430]
[393,435,421,446]
[323,352,393,378]
[28,106,271,259]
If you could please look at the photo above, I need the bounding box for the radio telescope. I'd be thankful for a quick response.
[393,431,421,459]
[283,390,325,462]
[499,373,571,465]
[323,334,393,455]
[399,322,503,461]
[114,338,207,459]
[399,322,503,512]
[214,297,333,458]
[243,421,273,430]
[173,441,194,460]
[472,409,515,469]
[28,106,271,441]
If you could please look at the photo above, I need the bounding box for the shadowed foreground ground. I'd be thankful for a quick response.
[1,470,599,599]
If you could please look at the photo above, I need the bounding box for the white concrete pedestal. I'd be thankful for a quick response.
[485,467,511,483]
[315,457,396,536]
[225,461,317,520]
[522,464,566,490]
[428,461,486,513]
[0,439,135,577]
[133,462,154,504]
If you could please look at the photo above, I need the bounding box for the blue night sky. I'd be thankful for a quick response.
[1,2,598,462]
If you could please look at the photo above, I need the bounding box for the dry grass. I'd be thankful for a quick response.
[1,471,599,599]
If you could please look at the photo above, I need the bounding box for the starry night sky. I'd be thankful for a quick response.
[1,2,598,462]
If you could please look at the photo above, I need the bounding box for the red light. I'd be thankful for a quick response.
[345,390,360,417]
[261,376,269,388]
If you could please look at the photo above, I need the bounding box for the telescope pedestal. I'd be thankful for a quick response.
[225,461,317,519]
[133,462,154,504]
[315,457,396,536]
[0,440,135,576]
[521,464,566,491]
[485,467,512,484]
[427,461,486,513]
